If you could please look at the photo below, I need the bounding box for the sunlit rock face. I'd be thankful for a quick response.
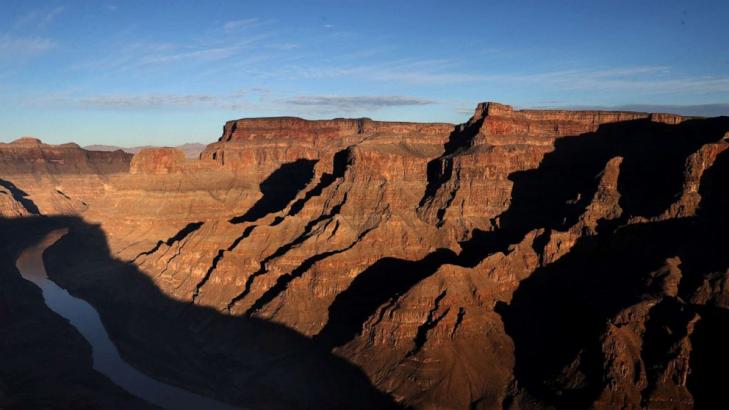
[2,103,728,409]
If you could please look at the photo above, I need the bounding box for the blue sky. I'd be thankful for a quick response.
[1,0,728,146]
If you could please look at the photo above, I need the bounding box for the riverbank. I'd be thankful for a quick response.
[15,228,239,410]
[0,217,153,409]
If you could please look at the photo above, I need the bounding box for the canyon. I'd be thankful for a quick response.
[1,102,728,409]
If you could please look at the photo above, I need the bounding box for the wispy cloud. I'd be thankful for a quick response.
[556,103,729,117]
[74,32,271,74]
[19,90,436,115]
[14,6,64,29]
[282,61,729,96]
[286,95,435,111]
[268,42,299,51]
[283,61,666,85]
[78,94,219,108]
[0,6,62,66]
[17,87,280,112]
[514,67,729,95]
[284,59,469,85]
[223,18,265,32]
[14,91,235,110]
[0,35,56,61]
[138,46,240,65]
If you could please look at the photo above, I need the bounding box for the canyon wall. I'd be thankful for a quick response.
[2,103,728,409]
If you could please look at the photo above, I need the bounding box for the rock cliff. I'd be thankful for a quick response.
[1,103,728,409]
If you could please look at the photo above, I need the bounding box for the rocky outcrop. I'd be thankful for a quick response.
[1,103,728,409]
[130,148,188,174]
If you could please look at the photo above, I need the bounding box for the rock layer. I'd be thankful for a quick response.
[1,104,728,409]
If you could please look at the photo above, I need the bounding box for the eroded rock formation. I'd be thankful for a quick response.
[1,103,728,409]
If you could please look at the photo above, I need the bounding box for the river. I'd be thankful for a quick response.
[15,229,240,410]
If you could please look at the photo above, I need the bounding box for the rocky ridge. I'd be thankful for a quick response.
[84,142,207,159]
[1,103,728,409]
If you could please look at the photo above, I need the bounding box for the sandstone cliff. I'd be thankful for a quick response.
[2,104,728,409]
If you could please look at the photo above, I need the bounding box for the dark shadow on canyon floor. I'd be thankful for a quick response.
[0,216,154,409]
[1,215,399,409]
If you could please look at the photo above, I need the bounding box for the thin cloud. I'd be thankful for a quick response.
[14,6,65,29]
[78,94,219,109]
[581,66,671,78]
[69,41,172,72]
[268,43,299,51]
[283,58,469,84]
[12,92,230,111]
[0,35,56,61]
[284,61,729,95]
[24,89,270,111]
[75,33,271,74]
[287,95,436,110]
[223,18,263,32]
[138,46,240,65]
[287,62,669,85]
[18,90,437,115]
[526,68,729,95]
[558,103,729,117]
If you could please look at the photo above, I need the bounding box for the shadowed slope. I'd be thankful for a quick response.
[0,217,154,409]
[0,178,41,215]
[497,124,729,407]
[315,117,729,354]
[229,159,317,224]
[31,216,400,410]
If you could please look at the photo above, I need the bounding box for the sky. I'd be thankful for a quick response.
[1,0,728,146]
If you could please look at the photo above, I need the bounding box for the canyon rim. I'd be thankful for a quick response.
[2,102,729,409]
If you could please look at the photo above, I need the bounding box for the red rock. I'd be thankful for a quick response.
[130,148,187,174]
[2,103,728,409]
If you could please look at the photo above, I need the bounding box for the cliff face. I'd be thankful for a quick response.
[0,137,132,175]
[0,137,132,215]
[201,117,453,181]
[2,104,728,409]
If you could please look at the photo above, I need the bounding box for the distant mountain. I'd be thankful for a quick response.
[83,143,207,159]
